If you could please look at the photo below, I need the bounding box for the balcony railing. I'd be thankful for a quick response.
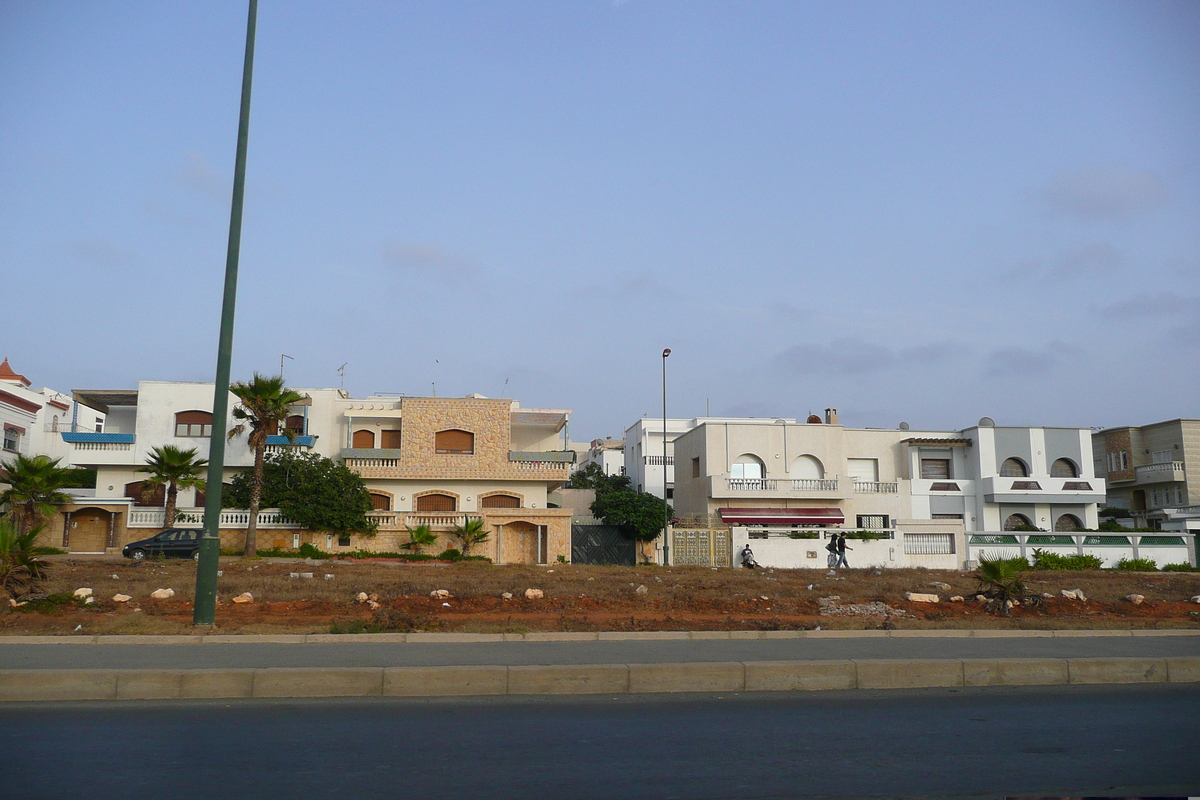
[128,508,299,529]
[853,481,898,494]
[71,441,134,452]
[367,511,484,530]
[726,478,839,491]
[1135,462,1185,482]
[644,455,674,466]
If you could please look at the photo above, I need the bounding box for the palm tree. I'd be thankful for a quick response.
[402,524,437,555]
[228,373,303,557]
[450,518,489,557]
[0,454,74,534]
[0,517,49,599]
[137,445,207,530]
[974,552,1029,614]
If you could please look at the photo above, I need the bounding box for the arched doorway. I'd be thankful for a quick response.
[67,508,113,553]
[1003,513,1033,531]
[1054,514,1083,532]
[500,520,546,564]
[790,454,825,479]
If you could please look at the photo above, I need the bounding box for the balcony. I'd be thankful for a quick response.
[127,507,299,529]
[981,476,1106,503]
[852,481,899,494]
[60,432,136,464]
[340,450,573,482]
[711,475,849,499]
[366,511,483,530]
[1135,462,1185,484]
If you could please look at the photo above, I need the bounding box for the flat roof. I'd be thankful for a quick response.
[72,390,138,414]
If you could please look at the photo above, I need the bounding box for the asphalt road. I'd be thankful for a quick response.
[1,635,1199,669]
[0,684,1196,799]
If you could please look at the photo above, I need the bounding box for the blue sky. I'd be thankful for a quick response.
[2,0,1198,440]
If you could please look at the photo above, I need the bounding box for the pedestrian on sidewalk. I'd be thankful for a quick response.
[835,533,852,568]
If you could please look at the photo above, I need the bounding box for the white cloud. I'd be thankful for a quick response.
[1040,166,1169,221]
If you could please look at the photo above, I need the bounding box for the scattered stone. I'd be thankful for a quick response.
[546,570,554,573]
[232,592,254,604]
[826,570,837,576]
[760,595,769,601]
[1062,589,1087,602]
[975,594,986,602]
[298,573,312,579]
[949,595,964,603]
[112,594,132,603]
[289,573,300,579]
[150,588,175,600]
[84,596,95,605]
[430,589,451,599]
[73,588,93,598]
[369,594,380,602]
[930,582,952,591]
[356,592,369,603]
[367,600,381,610]
[635,585,649,595]
[110,574,119,580]
[441,602,451,607]
[807,584,813,590]
[325,574,335,580]
[1005,599,1015,610]
[1012,599,1021,606]
[905,592,939,603]
[1043,592,1054,599]
[501,592,513,599]
[818,596,908,618]
[217,570,224,577]
[1126,594,1145,605]
[1191,595,1200,604]
[525,588,544,599]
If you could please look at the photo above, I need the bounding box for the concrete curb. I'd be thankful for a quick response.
[1,628,1197,646]
[1,656,1197,702]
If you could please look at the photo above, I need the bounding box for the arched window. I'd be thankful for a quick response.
[790,454,825,479]
[416,493,457,512]
[730,453,765,483]
[124,481,165,507]
[1003,513,1033,531]
[1050,458,1079,478]
[1000,458,1029,478]
[369,492,391,511]
[1054,514,1082,531]
[175,411,213,437]
[435,429,474,454]
[481,494,521,509]
[352,429,376,448]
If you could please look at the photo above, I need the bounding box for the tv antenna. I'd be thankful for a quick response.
[336,362,347,390]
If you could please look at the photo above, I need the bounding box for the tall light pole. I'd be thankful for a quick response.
[194,0,258,627]
[280,353,293,378]
[662,348,671,565]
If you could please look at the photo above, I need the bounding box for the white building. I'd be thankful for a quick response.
[0,358,104,465]
[575,437,625,477]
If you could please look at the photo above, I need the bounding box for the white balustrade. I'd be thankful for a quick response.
[127,508,298,528]
[790,478,839,491]
[344,458,399,468]
[853,481,898,493]
[71,441,133,452]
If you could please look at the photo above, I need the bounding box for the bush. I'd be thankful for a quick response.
[1162,562,1200,573]
[437,548,463,561]
[1030,549,1103,571]
[297,543,329,560]
[30,546,66,556]
[1113,557,1157,572]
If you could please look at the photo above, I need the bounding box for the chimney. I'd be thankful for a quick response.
[824,407,839,425]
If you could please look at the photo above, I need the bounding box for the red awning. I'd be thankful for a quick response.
[718,507,845,525]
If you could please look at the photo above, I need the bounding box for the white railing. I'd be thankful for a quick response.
[511,461,569,471]
[726,478,839,491]
[853,481,898,493]
[1136,462,1185,479]
[791,478,839,491]
[344,458,399,468]
[644,455,674,466]
[128,508,299,528]
[45,423,99,433]
[71,441,133,452]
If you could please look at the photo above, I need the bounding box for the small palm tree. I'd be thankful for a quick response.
[0,517,49,599]
[0,454,74,534]
[228,373,304,557]
[402,524,437,555]
[974,552,1029,614]
[138,445,207,530]
[450,518,489,556]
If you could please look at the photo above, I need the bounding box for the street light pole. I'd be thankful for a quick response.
[662,348,671,565]
[194,0,258,627]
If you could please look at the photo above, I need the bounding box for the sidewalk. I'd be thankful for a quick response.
[1,629,1198,702]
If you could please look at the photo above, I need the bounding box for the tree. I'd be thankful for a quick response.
[565,462,608,490]
[0,517,49,599]
[137,445,207,530]
[228,373,304,556]
[402,524,437,554]
[974,553,1031,615]
[0,454,75,534]
[224,450,375,537]
[588,473,672,542]
[450,518,489,556]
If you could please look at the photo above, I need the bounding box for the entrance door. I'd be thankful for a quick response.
[504,521,541,564]
[69,509,110,553]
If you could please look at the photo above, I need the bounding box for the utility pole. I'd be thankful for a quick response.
[195,0,258,627]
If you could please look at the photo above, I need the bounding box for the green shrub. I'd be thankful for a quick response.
[1113,557,1157,571]
[297,543,329,560]
[437,548,463,561]
[1162,562,1200,573]
[29,546,66,556]
[1030,549,1103,571]
[786,531,818,540]
[844,530,884,541]
[1010,524,1042,532]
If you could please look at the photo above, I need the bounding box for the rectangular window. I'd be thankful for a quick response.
[338,535,351,547]
[2,428,19,452]
[932,513,963,520]
[920,459,950,479]
[857,514,889,529]
[847,458,879,483]
[1120,451,1129,470]
[1151,450,1171,464]
[692,457,700,479]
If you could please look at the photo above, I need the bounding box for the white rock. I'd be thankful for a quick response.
[949,595,964,603]
[367,600,381,610]
[1126,594,1145,605]
[524,588,544,599]
[325,574,335,580]
[112,594,132,603]
[441,602,450,607]
[430,589,451,599]
[369,593,379,602]
[975,594,986,602]
[760,595,770,601]
[300,573,314,579]
[905,592,940,603]
[930,582,951,591]
[635,585,649,595]
[501,592,513,599]
[1061,589,1078,600]
[290,572,300,579]
[84,596,95,604]
[232,592,254,604]
[1191,595,1200,604]
[1043,592,1054,598]
[73,588,93,598]
[217,570,224,577]
[150,588,175,600]
[356,591,369,602]
[110,574,119,580]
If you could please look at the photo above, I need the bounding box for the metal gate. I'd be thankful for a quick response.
[670,528,732,567]
[571,525,636,566]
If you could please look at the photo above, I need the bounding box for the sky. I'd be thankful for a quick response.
[2,0,1198,442]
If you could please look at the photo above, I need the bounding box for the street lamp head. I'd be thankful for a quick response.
[662,348,671,358]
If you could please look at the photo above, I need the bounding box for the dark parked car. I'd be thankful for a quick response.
[122,528,202,560]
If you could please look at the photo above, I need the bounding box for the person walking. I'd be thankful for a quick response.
[835,533,852,568]
[825,534,838,568]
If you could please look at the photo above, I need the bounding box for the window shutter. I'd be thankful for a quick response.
[435,429,474,454]
[481,494,520,509]
[920,459,950,479]
[416,494,456,512]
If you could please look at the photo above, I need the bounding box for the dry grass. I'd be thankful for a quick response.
[0,555,1197,636]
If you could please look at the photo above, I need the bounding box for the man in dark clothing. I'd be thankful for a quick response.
[835,533,851,568]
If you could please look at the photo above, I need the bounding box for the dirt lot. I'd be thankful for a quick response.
[3,556,1200,636]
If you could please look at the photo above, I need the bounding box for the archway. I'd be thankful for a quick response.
[1003,513,1033,531]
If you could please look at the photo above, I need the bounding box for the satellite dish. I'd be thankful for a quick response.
[979,416,995,427]
[806,414,822,424]
[898,422,910,431]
